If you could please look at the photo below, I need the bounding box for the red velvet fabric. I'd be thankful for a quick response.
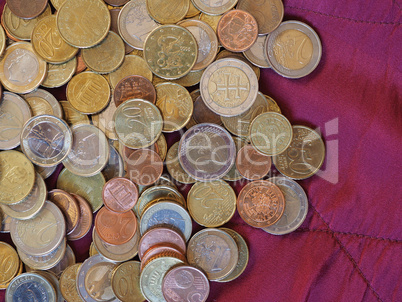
[1,0,401,301]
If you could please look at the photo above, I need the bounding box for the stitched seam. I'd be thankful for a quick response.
[308,203,383,301]
[296,228,402,243]
[286,5,401,25]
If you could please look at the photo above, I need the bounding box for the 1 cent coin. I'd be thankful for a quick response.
[103,177,139,213]
[236,144,272,180]
[126,149,163,186]
[6,0,48,19]
[48,189,80,234]
[67,193,93,241]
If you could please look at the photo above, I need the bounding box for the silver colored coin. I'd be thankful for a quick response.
[1,172,46,220]
[22,89,63,118]
[34,164,57,179]
[178,123,236,181]
[102,143,125,182]
[192,0,238,15]
[77,254,119,302]
[0,92,32,150]
[17,238,67,271]
[5,273,56,302]
[34,270,64,302]
[20,115,72,167]
[166,142,197,184]
[243,35,271,68]
[0,210,12,233]
[200,58,258,117]
[10,200,66,256]
[63,124,110,177]
[263,176,308,235]
[118,0,159,50]
[48,244,76,277]
[140,201,192,241]
[266,20,322,78]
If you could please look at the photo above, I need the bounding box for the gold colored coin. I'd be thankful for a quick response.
[147,0,189,24]
[155,82,193,132]
[1,4,52,41]
[67,71,111,114]
[108,54,153,88]
[265,94,282,113]
[129,49,143,57]
[186,1,201,18]
[0,42,47,94]
[222,136,247,182]
[166,142,196,184]
[22,89,63,118]
[59,263,82,302]
[188,180,237,227]
[154,68,204,86]
[112,261,145,302]
[0,23,6,57]
[144,25,198,80]
[31,15,79,64]
[59,100,91,126]
[0,150,35,205]
[42,57,77,88]
[199,13,222,33]
[91,95,118,140]
[155,133,167,161]
[0,242,20,285]
[51,0,67,10]
[89,242,98,256]
[81,31,125,74]
[57,0,111,48]
[57,168,105,212]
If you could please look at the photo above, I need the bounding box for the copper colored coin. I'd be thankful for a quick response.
[138,227,187,260]
[140,245,186,271]
[67,193,93,241]
[102,177,139,213]
[95,206,137,245]
[217,9,258,52]
[75,51,86,74]
[193,96,222,125]
[237,180,285,228]
[48,189,80,234]
[162,266,210,302]
[126,149,163,186]
[114,75,156,107]
[6,0,48,19]
[122,143,160,165]
[236,145,272,180]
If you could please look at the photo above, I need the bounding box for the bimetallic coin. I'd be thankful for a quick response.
[243,35,271,68]
[200,58,258,116]
[0,92,32,150]
[264,177,308,235]
[237,0,284,34]
[188,180,237,227]
[273,125,325,179]
[57,0,111,48]
[0,22,6,57]
[217,10,258,52]
[67,193,93,241]
[166,142,196,184]
[155,82,193,132]
[118,0,159,50]
[140,201,192,241]
[221,91,270,138]
[0,211,12,233]
[187,1,201,18]
[140,257,184,302]
[5,273,56,302]
[0,42,47,94]
[109,8,135,54]
[57,168,105,213]
[10,200,66,256]
[222,136,247,181]
[48,189,80,234]
[187,228,238,280]
[103,177,138,213]
[147,0,188,24]
[20,115,72,167]
[249,112,293,156]
[37,270,66,302]
[114,99,163,149]
[1,172,46,220]
[63,124,110,177]
[102,144,125,182]
[48,244,76,277]
[91,95,118,141]
[34,164,56,179]
[126,149,163,186]
[111,261,145,302]
[0,242,20,285]
[23,89,63,118]
[177,19,218,70]
[59,100,90,126]
[77,254,119,302]
[60,263,82,302]
[192,0,238,15]
[144,25,198,80]
[31,15,79,64]
[67,71,111,115]
[236,144,272,180]
[81,31,125,74]
[237,180,285,228]
[266,20,322,78]
[215,49,261,80]
[114,75,156,107]
[89,242,98,256]
[178,123,236,181]
[162,266,210,302]
[217,228,249,282]
[0,150,35,205]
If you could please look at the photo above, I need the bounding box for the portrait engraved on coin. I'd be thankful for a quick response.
[4,48,39,86]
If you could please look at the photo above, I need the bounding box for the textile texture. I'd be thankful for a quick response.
[0,0,401,301]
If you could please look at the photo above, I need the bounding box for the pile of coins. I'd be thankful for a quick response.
[0,0,325,301]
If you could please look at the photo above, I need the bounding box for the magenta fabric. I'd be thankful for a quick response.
[0,0,401,301]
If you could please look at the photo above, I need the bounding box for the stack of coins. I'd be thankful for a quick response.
[0,0,326,301]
